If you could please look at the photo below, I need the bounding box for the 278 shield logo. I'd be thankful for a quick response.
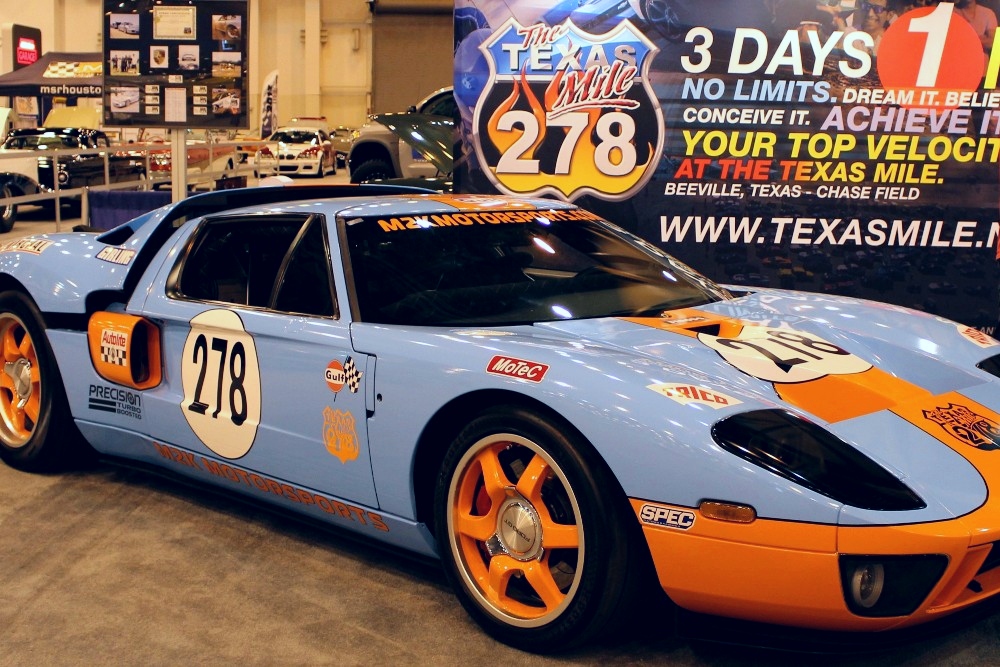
[474,18,663,202]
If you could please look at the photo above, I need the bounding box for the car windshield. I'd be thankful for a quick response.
[270,131,318,144]
[3,133,80,149]
[345,208,727,326]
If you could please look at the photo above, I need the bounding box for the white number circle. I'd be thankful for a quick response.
[698,326,871,384]
[181,309,262,459]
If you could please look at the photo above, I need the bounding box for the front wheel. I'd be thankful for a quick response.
[434,406,643,652]
[0,291,89,471]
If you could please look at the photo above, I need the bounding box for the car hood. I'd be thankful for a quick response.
[371,112,453,174]
[527,289,1000,524]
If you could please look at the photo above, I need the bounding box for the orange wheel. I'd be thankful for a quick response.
[435,406,642,652]
[0,310,40,447]
[0,290,87,471]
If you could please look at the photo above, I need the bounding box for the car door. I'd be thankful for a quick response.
[137,212,378,507]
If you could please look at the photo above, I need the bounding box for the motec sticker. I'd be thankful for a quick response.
[474,18,663,202]
[181,309,262,459]
[487,355,549,382]
[698,326,871,384]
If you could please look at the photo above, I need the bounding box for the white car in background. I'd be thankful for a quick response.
[254,126,336,177]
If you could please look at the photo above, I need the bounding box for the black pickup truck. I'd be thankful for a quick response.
[0,127,146,232]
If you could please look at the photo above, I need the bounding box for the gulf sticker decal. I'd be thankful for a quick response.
[647,383,740,409]
[180,309,262,459]
[325,360,345,392]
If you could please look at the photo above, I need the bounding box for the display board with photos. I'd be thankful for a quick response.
[103,0,248,129]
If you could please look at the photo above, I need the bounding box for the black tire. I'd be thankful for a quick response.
[0,183,17,233]
[350,158,393,184]
[434,406,643,652]
[315,154,327,178]
[0,291,90,471]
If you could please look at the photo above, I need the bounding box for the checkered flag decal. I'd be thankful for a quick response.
[344,356,362,393]
[101,344,127,366]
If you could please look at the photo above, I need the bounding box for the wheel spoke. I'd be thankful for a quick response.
[453,510,496,542]
[23,389,40,425]
[540,520,579,550]
[18,334,33,360]
[475,443,514,498]
[2,326,21,361]
[521,558,566,612]
[514,452,549,504]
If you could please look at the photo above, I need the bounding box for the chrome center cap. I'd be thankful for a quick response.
[497,499,542,561]
[4,358,32,407]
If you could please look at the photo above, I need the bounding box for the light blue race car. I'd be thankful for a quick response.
[2,184,1000,652]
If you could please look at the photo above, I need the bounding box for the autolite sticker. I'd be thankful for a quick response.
[647,383,740,408]
[100,328,128,366]
[487,355,549,382]
[639,503,696,530]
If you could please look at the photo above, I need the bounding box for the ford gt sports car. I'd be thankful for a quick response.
[3,185,1000,652]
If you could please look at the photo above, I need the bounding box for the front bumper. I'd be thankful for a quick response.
[632,498,1000,632]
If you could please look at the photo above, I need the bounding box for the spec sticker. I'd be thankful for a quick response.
[181,309,261,459]
[698,326,871,384]
[96,247,136,265]
[325,360,345,392]
[639,503,696,530]
[647,383,741,409]
[323,407,360,463]
[958,324,999,348]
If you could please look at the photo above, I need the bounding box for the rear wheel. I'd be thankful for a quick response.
[0,291,89,471]
[0,183,19,233]
[434,406,643,652]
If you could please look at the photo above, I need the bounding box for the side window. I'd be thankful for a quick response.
[176,215,309,308]
[273,218,337,317]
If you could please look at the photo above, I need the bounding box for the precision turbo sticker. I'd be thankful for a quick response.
[88,383,142,419]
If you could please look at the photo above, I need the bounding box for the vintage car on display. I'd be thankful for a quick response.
[0,127,146,233]
[254,126,336,177]
[146,129,238,189]
[4,184,1000,652]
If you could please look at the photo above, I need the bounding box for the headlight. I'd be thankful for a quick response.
[712,409,925,511]
[839,555,948,617]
